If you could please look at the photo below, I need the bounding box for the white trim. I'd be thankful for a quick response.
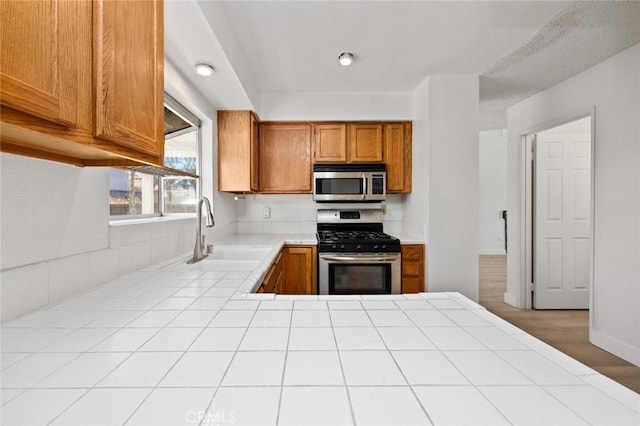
[519,109,596,311]
[588,111,597,336]
[523,134,533,309]
[503,291,518,307]
[109,214,195,226]
[591,328,640,367]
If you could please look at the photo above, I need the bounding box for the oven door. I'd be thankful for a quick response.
[318,253,401,295]
[313,172,366,202]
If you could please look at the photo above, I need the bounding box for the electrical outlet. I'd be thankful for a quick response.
[263,206,271,219]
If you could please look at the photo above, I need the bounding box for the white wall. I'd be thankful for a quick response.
[402,79,429,241]
[165,58,238,243]
[0,154,111,320]
[479,129,508,255]
[424,75,480,301]
[258,92,414,121]
[0,156,109,270]
[0,60,238,322]
[404,76,481,301]
[506,42,640,365]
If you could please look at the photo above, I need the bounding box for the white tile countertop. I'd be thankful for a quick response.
[390,233,425,244]
[1,235,639,425]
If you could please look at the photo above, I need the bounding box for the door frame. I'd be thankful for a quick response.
[518,108,596,315]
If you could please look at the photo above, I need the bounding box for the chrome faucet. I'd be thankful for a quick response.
[187,197,215,264]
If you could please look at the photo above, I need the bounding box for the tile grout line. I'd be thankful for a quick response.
[2,278,159,422]
[274,301,295,426]
[330,299,360,426]
[404,300,516,426]
[47,270,228,425]
[45,271,209,425]
[196,298,263,426]
[121,271,241,425]
[362,300,436,425]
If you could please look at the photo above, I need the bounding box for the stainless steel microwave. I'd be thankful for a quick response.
[313,163,386,202]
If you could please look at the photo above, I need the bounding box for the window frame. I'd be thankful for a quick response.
[109,94,202,221]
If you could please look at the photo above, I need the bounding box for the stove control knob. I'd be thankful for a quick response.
[332,244,337,249]
[340,244,345,249]
[357,244,362,249]
[381,244,386,249]
[374,245,379,250]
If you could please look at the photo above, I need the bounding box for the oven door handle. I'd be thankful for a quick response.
[320,255,399,262]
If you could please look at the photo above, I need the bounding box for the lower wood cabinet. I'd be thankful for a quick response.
[261,251,283,293]
[257,245,317,295]
[281,245,317,295]
[401,244,425,293]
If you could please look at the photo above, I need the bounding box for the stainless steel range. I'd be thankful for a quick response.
[316,208,401,295]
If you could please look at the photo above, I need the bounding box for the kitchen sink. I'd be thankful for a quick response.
[207,246,271,261]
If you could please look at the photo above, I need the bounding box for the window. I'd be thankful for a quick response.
[109,170,160,216]
[109,95,202,218]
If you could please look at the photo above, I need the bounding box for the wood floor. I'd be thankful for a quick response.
[479,255,640,394]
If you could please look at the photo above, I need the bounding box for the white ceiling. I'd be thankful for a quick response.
[165,1,640,129]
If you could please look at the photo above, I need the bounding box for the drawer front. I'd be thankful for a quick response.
[401,245,423,261]
[403,262,421,277]
[401,276,423,294]
[263,264,277,293]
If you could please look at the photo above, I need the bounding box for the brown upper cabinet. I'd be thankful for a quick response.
[312,123,383,163]
[259,123,312,193]
[218,110,260,193]
[0,0,166,168]
[312,124,348,162]
[217,112,412,194]
[348,123,383,162]
[384,123,412,193]
[94,0,164,158]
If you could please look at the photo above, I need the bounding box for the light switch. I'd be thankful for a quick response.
[263,206,271,219]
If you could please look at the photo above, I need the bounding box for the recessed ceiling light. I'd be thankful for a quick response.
[195,63,215,76]
[338,52,354,67]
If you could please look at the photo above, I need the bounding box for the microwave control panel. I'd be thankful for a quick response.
[371,175,385,194]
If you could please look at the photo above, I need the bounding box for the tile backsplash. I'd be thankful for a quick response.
[1,192,404,322]
[0,218,235,322]
[236,194,404,235]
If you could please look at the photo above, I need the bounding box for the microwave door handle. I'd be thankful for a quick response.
[361,173,367,200]
[320,255,399,262]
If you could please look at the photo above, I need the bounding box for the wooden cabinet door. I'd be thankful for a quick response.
[313,124,347,162]
[259,124,312,193]
[282,246,317,295]
[250,112,260,192]
[401,244,425,294]
[0,0,90,128]
[218,110,257,192]
[347,124,383,162]
[94,0,164,158]
[384,123,412,193]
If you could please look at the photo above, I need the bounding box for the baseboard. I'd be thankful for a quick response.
[590,328,640,367]
[503,292,519,308]
[479,249,507,255]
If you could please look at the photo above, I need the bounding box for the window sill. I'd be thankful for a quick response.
[109,214,196,227]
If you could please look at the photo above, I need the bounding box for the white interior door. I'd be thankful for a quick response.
[534,128,591,309]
